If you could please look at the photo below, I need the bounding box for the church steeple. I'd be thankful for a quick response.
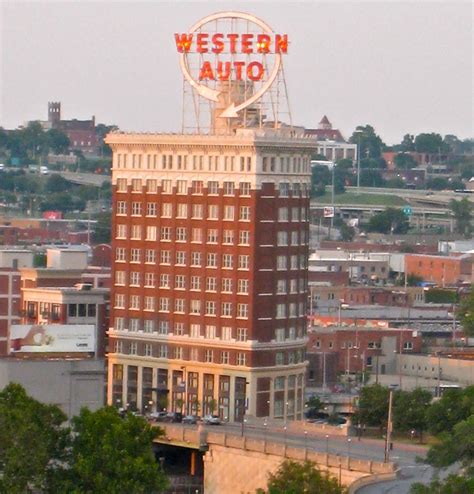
[318,115,332,130]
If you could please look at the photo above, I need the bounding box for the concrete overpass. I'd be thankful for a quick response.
[58,171,111,187]
[154,422,401,493]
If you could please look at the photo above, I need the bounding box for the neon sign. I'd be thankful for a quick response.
[175,12,288,117]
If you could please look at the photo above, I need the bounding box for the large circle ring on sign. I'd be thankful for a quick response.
[178,11,282,118]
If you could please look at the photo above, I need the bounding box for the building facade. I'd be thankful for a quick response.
[105,128,314,421]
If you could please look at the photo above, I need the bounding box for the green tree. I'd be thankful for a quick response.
[258,460,346,494]
[0,383,69,494]
[352,384,389,429]
[46,128,70,154]
[305,396,322,413]
[349,125,386,159]
[50,407,168,494]
[394,153,417,170]
[411,472,474,494]
[427,386,474,435]
[426,177,449,191]
[92,211,112,244]
[457,292,474,337]
[360,169,385,187]
[340,223,356,242]
[393,388,432,441]
[311,165,331,197]
[367,208,409,234]
[400,134,415,152]
[45,173,70,193]
[449,198,472,236]
[415,133,448,154]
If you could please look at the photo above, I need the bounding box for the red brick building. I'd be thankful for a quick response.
[105,129,314,421]
[405,253,473,285]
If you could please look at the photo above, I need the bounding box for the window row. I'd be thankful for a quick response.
[113,340,248,365]
[117,202,252,221]
[277,206,309,222]
[262,156,311,175]
[115,271,249,293]
[274,349,305,366]
[275,302,307,318]
[114,318,248,341]
[114,295,249,317]
[276,255,308,270]
[115,248,250,269]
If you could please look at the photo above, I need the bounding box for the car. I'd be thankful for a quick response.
[149,411,168,421]
[40,165,49,175]
[202,414,221,425]
[164,412,183,423]
[182,414,199,424]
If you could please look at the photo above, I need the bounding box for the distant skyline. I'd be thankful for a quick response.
[1,0,472,145]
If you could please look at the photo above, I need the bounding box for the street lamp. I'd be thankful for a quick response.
[347,438,352,470]
[241,417,247,437]
[304,430,308,452]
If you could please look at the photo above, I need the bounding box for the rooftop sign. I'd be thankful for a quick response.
[175,12,288,117]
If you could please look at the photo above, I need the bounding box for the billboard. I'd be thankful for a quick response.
[10,325,95,354]
[323,207,335,218]
[42,210,63,220]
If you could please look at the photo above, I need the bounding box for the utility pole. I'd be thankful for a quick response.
[384,390,393,462]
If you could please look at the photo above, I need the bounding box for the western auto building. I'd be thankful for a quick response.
[105,129,314,421]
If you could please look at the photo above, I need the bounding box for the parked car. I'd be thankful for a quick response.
[149,411,168,421]
[202,415,221,425]
[164,412,183,423]
[182,415,199,424]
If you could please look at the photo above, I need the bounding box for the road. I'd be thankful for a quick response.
[58,171,111,187]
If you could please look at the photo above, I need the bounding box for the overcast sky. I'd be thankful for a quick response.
[0,0,472,144]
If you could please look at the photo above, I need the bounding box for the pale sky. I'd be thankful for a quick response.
[0,0,472,145]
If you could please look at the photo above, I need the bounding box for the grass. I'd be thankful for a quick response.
[311,191,409,207]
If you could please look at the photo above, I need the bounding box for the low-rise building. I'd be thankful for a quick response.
[405,253,473,285]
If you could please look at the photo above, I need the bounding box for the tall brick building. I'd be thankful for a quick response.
[105,128,314,421]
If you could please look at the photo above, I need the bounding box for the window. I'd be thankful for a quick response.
[223,205,234,220]
[159,273,170,288]
[237,303,248,318]
[223,182,235,195]
[221,351,230,364]
[275,328,285,342]
[276,304,286,318]
[160,250,171,264]
[192,180,203,194]
[291,231,299,245]
[279,182,289,197]
[130,295,140,310]
[175,298,185,313]
[116,224,127,239]
[205,325,217,339]
[130,342,137,355]
[205,301,216,316]
[190,276,201,290]
[192,204,203,218]
[145,249,156,263]
[146,202,157,216]
[238,255,249,270]
[278,207,288,222]
[207,253,218,268]
[239,230,250,245]
[146,179,157,192]
[174,322,184,336]
[130,248,141,263]
[277,231,288,246]
[144,320,155,333]
[159,297,170,312]
[130,225,141,240]
[117,201,127,215]
[291,255,298,270]
[223,230,234,244]
[190,324,200,338]
[290,279,298,293]
[237,353,247,366]
[192,228,202,242]
[205,350,213,363]
[176,227,187,242]
[222,278,233,293]
[114,340,123,353]
[207,229,218,243]
[240,206,250,220]
[175,251,186,265]
[191,252,201,266]
[144,344,152,357]
[158,321,169,335]
[206,277,217,291]
[115,271,125,285]
[222,326,232,340]
[208,205,219,220]
[175,274,185,289]
[174,347,183,359]
[277,279,287,294]
[291,207,299,222]
[207,181,219,194]
[131,202,142,216]
[237,328,247,341]
[144,272,155,287]
[146,226,157,241]
[176,203,188,218]
[237,279,249,294]
[161,203,172,217]
[114,293,125,308]
[276,352,284,365]
[222,254,233,269]
[115,317,125,331]
[115,247,126,262]
[190,300,201,314]
[161,226,171,241]
[162,179,172,193]
[404,341,414,350]
[177,180,187,194]
[144,296,155,311]
[116,178,127,192]
[221,302,232,317]
[240,182,251,196]
[158,345,168,358]
[277,256,287,270]
[130,271,140,286]
[131,178,142,192]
